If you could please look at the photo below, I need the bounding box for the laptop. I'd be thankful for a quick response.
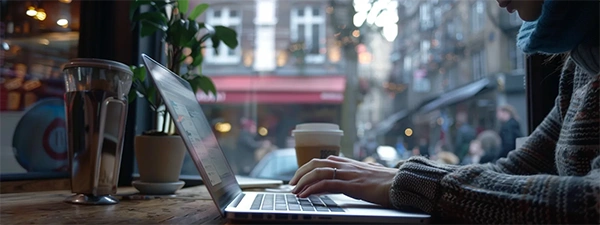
[141,54,431,223]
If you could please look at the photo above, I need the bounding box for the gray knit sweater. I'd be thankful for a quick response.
[390,46,600,223]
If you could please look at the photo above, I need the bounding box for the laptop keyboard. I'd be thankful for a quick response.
[250,194,344,212]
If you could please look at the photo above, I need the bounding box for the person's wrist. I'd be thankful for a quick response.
[389,157,454,213]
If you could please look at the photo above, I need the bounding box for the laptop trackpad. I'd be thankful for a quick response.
[327,194,381,208]
[328,194,429,217]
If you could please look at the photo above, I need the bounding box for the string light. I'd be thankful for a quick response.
[35,9,46,21]
[26,7,37,17]
[57,19,69,28]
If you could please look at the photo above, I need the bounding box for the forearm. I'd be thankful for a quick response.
[441,167,599,223]
[390,158,600,224]
[390,156,600,224]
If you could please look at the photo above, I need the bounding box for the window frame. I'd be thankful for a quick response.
[471,49,487,80]
[525,54,562,135]
[469,0,485,33]
[290,5,326,64]
[204,7,242,65]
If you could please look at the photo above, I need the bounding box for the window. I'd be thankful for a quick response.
[470,0,485,33]
[403,56,413,74]
[290,5,326,64]
[1,0,80,176]
[174,0,531,179]
[420,40,430,64]
[205,7,241,64]
[419,3,433,30]
[509,40,525,72]
[471,49,487,80]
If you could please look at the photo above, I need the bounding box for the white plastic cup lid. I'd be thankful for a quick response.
[292,123,343,136]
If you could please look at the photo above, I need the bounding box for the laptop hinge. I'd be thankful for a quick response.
[230,193,245,208]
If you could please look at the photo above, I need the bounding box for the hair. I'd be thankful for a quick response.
[498,104,519,121]
[476,130,501,155]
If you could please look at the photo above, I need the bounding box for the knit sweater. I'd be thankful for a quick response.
[389,46,600,223]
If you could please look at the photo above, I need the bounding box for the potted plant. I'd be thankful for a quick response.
[128,0,238,194]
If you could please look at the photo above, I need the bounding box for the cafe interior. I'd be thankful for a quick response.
[0,0,581,224]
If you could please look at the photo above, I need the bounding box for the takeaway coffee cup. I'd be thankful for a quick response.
[292,123,344,167]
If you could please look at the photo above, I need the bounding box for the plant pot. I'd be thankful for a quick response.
[134,135,186,183]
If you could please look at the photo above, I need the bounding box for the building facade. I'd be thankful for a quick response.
[191,0,357,149]
[384,0,526,150]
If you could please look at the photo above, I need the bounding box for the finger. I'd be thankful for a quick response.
[297,179,356,198]
[328,155,382,168]
[293,167,343,193]
[290,159,340,185]
[326,155,358,163]
[291,184,309,194]
[367,162,384,167]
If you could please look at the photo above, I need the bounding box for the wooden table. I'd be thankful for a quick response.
[0,185,228,224]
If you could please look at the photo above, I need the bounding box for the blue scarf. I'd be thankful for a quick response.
[517,0,599,54]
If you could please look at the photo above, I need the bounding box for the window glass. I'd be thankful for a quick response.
[204,7,241,64]
[179,0,528,180]
[1,0,80,175]
[291,5,325,63]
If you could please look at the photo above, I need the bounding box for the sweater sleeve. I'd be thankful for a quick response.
[389,99,600,223]
[390,105,600,224]
[390,157,600,224]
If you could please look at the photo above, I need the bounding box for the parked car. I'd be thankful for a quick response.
[249,148,298,182]
[249,148,350,182]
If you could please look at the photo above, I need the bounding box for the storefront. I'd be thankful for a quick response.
[197,75,346,149]
[411,77,499,153]
[1,0,80,174]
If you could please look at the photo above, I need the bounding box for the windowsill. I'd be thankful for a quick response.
[205,58,242,65]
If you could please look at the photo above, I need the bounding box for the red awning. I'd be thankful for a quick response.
[196,76,346,104]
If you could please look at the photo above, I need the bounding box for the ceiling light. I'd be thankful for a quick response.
[26,7,37,16]
[35,10,46,21]
[57,19,69,28]
[59,0,72,3]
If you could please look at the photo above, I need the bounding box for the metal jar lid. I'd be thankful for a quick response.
[63,58,132,76]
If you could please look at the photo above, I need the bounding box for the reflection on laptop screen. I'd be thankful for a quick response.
[142,54,241,214]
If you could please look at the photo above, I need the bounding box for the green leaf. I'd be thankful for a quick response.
[210,35,221,54]
[131,65,147,82]
[128,89,138,104]
[191,49,203,67]
[190,75,216,96]
[140,20,167,37]
[199,23,216,42]
[185,19,200,45]
[132,11,168,24]
[177,0,189,15]
[188,3,209,20]
[146,86,157,107]
[166,19,185,46]
[214,25,238,49]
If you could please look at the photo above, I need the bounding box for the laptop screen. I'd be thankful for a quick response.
[142,54,242,215]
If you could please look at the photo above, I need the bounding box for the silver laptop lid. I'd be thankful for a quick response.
[141,54,242,216]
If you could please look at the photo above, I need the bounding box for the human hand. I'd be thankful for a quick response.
[289,155,398,207]
[496,0,544,21]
